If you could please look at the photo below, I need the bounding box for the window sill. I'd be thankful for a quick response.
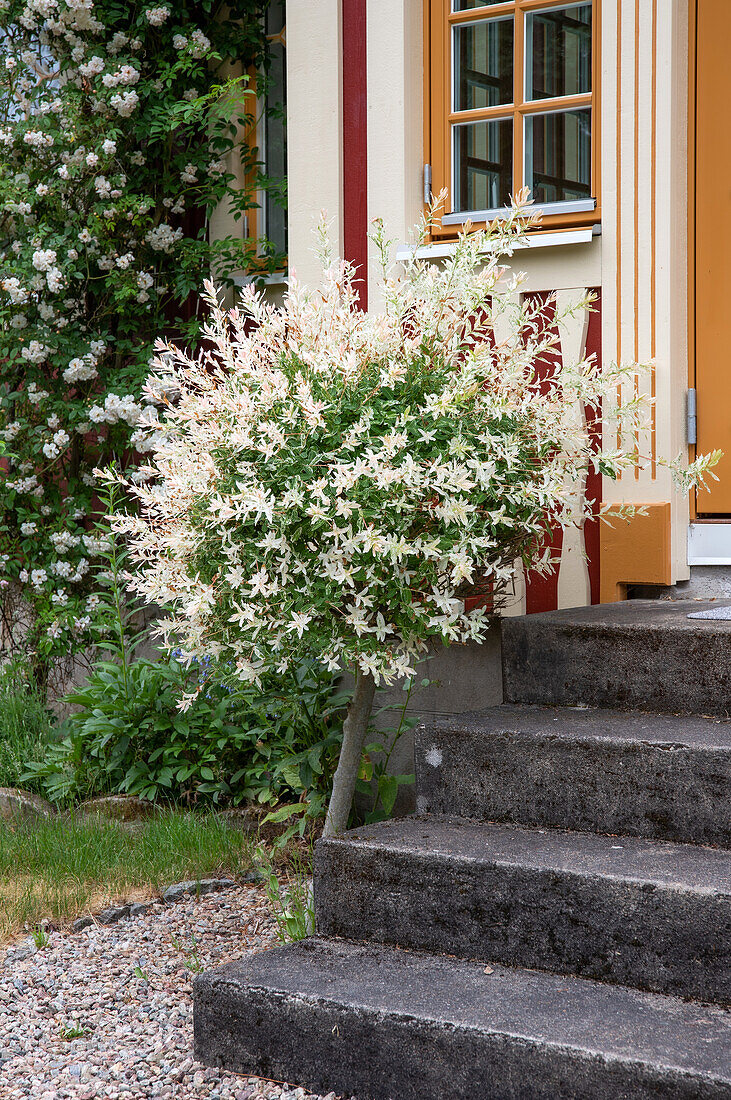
[231,271,289,287]
[395,225,600,263]
[441,199,597,226]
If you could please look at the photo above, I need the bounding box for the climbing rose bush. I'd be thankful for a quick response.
[0,0,279,668]
[111,204,718,691]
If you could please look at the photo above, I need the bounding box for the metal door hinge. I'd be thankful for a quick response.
[687,388,697,445]
[423,163,432,205]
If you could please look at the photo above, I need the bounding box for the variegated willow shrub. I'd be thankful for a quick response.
[111,199,718,833]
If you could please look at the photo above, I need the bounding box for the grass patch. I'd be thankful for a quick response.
[0,809,254,940]
[0,673,54,792]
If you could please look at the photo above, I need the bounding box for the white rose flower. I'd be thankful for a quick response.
[145,6,169,24]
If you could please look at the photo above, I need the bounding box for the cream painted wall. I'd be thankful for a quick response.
[286,0,343,289]
[365,0,424,310]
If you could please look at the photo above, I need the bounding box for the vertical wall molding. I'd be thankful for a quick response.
[601,0,690,583]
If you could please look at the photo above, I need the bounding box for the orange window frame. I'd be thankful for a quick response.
[425,0,602,239]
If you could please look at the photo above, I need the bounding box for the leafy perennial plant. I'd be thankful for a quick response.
[0,0,279,672]
[111,200,719,833]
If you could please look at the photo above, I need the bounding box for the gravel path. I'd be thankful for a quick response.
[0,885,342,1100]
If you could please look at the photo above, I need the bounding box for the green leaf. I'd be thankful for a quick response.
[377,775,400,816]
[263,803,306,824]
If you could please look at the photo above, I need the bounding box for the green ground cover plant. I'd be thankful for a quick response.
[0,809,253,938]
[0,665,54,791]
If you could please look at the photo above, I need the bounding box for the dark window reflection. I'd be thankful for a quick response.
[525,108,591,203]
[454,18,514,111]
[526,4,592,101]
[263,0,287,258]
[454,118,513,212]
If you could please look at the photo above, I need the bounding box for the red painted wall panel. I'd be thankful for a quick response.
[583,290,602,606]
[342,0,368,310]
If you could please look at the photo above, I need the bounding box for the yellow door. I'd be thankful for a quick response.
[695,0,731,514]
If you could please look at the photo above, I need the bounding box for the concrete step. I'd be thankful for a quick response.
[193,936,731,1100]
[501,599,731,714]
[315,815,731,1004]
[415,704,731,847]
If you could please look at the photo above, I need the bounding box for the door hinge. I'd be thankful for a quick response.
[687,388,697,445]
[423,163,432,205]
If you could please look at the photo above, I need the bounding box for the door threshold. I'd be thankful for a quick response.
[688,522,731,564]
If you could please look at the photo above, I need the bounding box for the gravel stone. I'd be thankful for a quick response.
[0,886,345,1099]
[3,940,37,964]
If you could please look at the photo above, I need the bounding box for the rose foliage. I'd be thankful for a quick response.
[110,204,719,696]
[0,0,281,671]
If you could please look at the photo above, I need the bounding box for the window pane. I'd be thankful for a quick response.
[263,3,287,258]
[265,0,285,36]
[263,39,287,256]
[454,18,514,111]
[453,1,508,10]
[454,118,513,212]
[526,4,592,101]
[525,108,591,203]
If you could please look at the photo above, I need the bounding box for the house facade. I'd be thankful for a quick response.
[281,0,725,613]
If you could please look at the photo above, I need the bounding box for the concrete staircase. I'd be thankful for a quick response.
[194,600,731,1099]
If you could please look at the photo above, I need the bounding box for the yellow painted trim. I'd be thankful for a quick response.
[599,502,672,603]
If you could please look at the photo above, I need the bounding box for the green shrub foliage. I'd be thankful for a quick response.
[0,0,281,670]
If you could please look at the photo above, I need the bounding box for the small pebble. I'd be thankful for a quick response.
[0,887,342,1099]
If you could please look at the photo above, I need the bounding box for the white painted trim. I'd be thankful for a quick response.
[395,227,595,262]
[688,523,731,566]
[231,272,288,287]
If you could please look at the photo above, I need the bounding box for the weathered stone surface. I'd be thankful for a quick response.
[194,937,731,1100]
[0,788,53,822]
[416,705,731,847]
[194,600,731,1098]
[71,916,94,933]
[316,816,731,1004]
[129,902,153,918]
[96,905,131,925]
[76,795,157,822]
[162,879,235,904]
[502,599,731,715]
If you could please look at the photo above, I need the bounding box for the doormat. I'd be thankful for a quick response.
[687,606,731,619]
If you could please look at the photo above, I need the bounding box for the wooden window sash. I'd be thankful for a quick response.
[426,0,601,238]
